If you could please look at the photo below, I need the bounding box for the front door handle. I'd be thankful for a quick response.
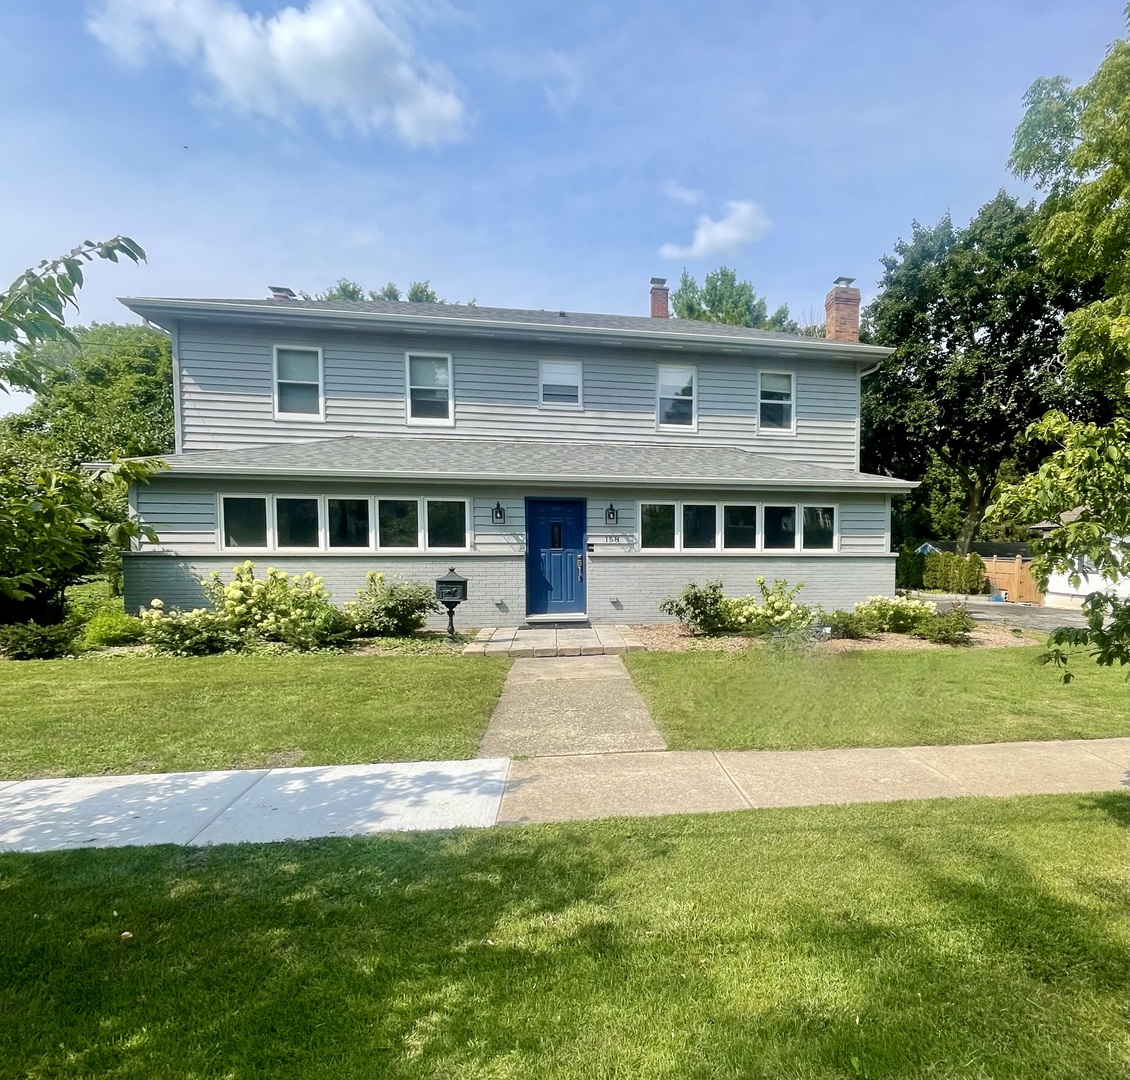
[576,553,584,582]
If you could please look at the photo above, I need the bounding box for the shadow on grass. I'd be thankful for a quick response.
[0,794,1126,1078]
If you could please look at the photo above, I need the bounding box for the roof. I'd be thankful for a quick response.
[150,436,916,492]
[119,295,892,360]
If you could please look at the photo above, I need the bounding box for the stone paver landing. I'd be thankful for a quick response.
[464,625,645,658]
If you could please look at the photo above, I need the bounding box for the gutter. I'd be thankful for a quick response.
[119,297,895,362]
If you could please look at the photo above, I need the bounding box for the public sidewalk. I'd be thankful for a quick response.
[1,738,1125,854]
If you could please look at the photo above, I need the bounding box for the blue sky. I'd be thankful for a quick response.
[1,1,1124,415]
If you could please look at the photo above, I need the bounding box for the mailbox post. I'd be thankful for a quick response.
[435,566,468,641]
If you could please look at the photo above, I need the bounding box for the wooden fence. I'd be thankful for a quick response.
[984,556,1044,606]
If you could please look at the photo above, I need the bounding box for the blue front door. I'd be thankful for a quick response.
[525,498,586,616]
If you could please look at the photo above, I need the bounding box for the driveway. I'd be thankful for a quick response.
[938,599,1089,634]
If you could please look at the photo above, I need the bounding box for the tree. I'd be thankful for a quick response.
[0,323,173,467]
[671,267,797,331]
[988,22,1130,675]
[862,191,1086,555]
[302,277,457,304]
[1,237,145,393]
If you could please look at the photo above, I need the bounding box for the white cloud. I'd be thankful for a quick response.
[662,180,701,206]
[660,200,771,260]
[87,0,466,146]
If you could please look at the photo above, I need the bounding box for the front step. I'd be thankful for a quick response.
[463,625,645,657]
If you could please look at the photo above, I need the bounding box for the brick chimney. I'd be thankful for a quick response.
[824,276,860,342]
[649,277,669,318]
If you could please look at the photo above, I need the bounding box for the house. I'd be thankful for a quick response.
[117,277,915,626]
[1030,509,1130,610]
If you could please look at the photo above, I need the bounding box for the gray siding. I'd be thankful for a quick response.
[175,322,862,467]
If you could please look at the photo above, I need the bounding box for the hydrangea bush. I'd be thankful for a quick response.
[853,594,938,634]
[660,577,813,637]
[344,572,440,637]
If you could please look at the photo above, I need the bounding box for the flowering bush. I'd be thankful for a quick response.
[140,602,242,656]
[853,595,937,634]
[660,577,813,637]
[200,563,352,650]
[727,578,813,637]
[344,572,440,637]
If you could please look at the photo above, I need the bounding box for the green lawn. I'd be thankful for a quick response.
[624,646,1129,751]
[1,793,1125,1078]
[0,653,510,778]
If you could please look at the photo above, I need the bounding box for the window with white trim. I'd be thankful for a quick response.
[759,371,794,431]
[276,497,319,548]
[763,505,797,549]
[426,500,467,548]
[378,499,419,548]
[657,365,696,427]
[682,504,718,549]
[802,506,836,550]
[723,504,758,549]
[640,503,676,548]
[328,498,370,548]
[275,347,322,416]
[222,497,268,548]
[540,360,582,407]
[407,354,453,422]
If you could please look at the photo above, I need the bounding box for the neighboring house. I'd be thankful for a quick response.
[1030,509,1130,610]
[118,277,914,625]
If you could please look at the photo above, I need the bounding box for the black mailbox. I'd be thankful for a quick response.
[435,567,468,640]
[435,566,468,603]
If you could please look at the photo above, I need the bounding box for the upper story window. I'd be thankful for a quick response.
[657,365,696,428]
[540,360,582,408]
[759,371,794,431]
[406,353,453,425]
[274,347,323,417]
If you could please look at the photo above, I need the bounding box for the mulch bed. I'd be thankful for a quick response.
[630,622,1043,653]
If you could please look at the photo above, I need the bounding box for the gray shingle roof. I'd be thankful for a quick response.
[155,436,914,491]
[121,296,890,354]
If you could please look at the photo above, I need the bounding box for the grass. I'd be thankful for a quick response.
[1,793,1126,1078]
[0,653,510,778]
[624,646,1129,751]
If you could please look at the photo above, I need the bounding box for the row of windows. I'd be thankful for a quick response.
[639,503,837,552]
[216,495,837,554]
[220,496,469,551]
[270,347,796,432]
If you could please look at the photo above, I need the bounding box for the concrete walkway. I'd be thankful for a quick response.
[479,656,666,757]
[1,740,1124,854]
[464,625,646,657]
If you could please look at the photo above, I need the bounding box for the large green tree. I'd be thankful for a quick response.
[989,22,1130,674]
[862,191,1090,555]
[303,277,465,304]
[0,239,162,623]
[670,267,798,331]
[0,323,173,467]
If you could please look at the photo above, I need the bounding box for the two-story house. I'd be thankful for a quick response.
[118,277,914,625]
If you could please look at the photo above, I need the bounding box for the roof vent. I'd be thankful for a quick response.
[269,285,298,301]
[833,276,855,288]
[558,310,567,317]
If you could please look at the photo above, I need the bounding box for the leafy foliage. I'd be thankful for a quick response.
[658,580,733,635]
[0,619,79,660]
[82,609,144,648]
[0,237,145,393]
[302,277,472,306]
[0,323,173,466]
[659,578,813,637]
[862,192,1095,553]
[344,572,440,637]
[910,606,977,646]
[922,552,988,594]
[670,267,797,331]
[0,458,164,624]
[820,609,875,640]
[992,25,1130,677]
[853,595,938,634]
[140,603,243,657]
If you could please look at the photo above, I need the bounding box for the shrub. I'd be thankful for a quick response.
[896,545,926,590]
[140,603,243,656]
[344,573,440,637]
[0,620,80,660]
[959,553,988,595]
[854,595,937,634]
[658,580,732,635]
[822,608,875,640]
[83,610,144,648]
[911,605,977,646]
[922,552,944,590]
[728,578,813,637]
[201,563,353,650]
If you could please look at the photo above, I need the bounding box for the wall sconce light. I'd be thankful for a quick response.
[604,503,618,525]
[491,501,506,524]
